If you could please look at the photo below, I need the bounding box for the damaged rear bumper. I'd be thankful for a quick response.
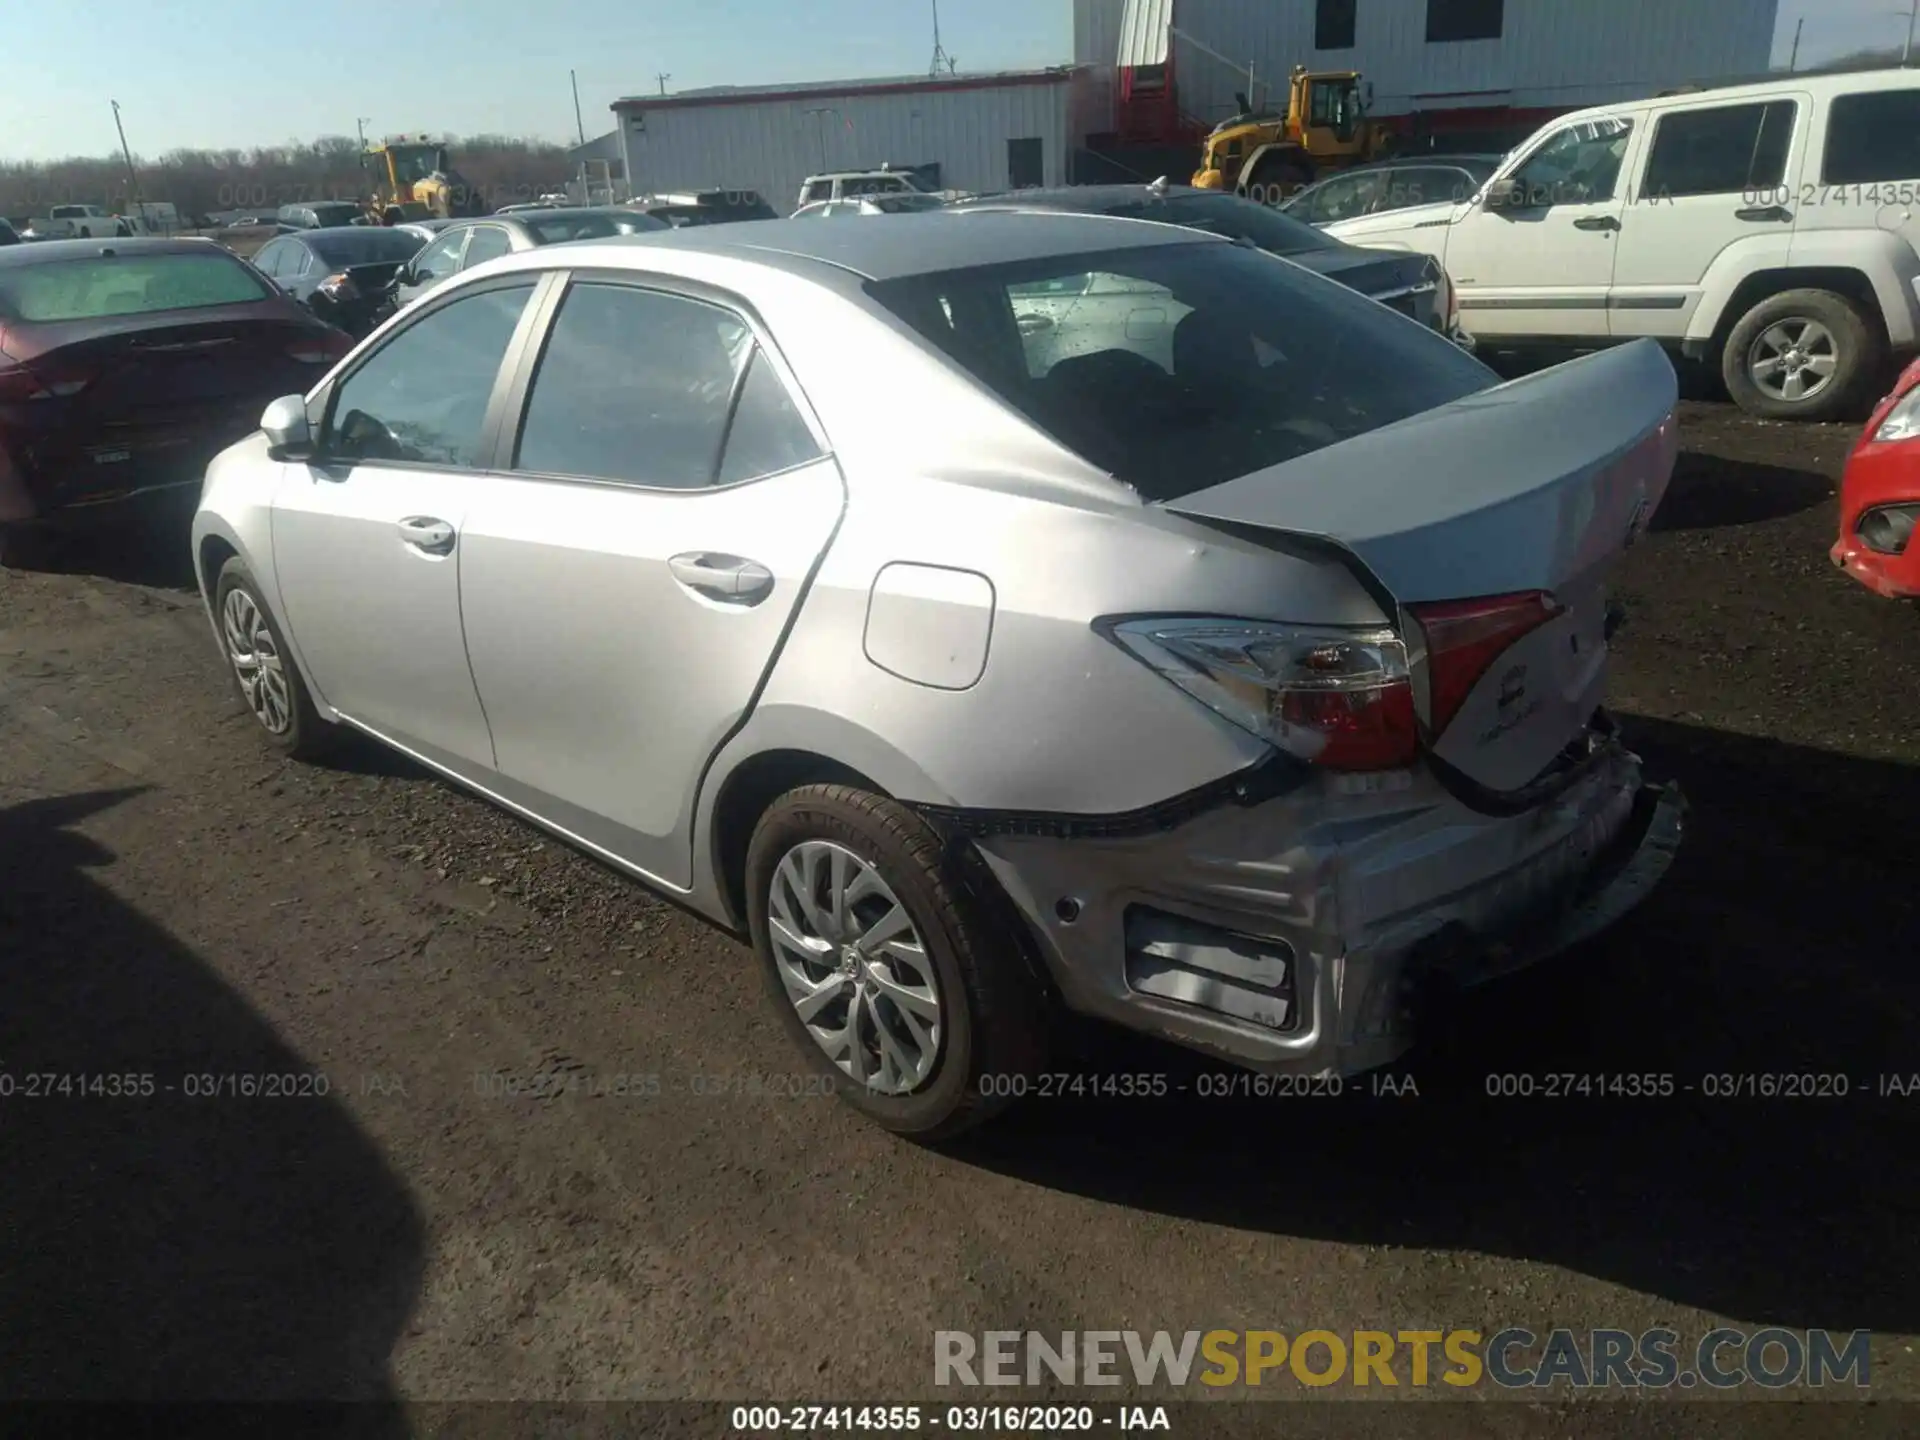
[963,748,1685,1077]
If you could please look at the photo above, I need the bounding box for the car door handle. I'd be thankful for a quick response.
[669,552,774,604]
[1572,216,1620,232]
[396,516,455,555]
[1735,205,1792,223]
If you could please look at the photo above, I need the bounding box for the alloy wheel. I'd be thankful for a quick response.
[767,839,942,1095]
[222,586,292,735]
[1748,317,1839,403]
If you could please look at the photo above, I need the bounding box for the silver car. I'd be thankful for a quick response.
[191,213,1686,1139]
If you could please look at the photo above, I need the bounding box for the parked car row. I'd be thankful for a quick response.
[14,153,1920,1139]
[1308,65,1920,424]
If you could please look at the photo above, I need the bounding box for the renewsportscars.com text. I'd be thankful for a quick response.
[933,1328,1871,1390]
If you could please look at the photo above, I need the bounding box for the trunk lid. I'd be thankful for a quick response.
[1161,339,1678,793]
[46,308,322,410]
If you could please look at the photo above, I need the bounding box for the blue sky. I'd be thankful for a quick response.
[0,0,1909,162]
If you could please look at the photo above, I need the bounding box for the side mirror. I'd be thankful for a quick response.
[261,394,313,460]
[1482,177,1522,212]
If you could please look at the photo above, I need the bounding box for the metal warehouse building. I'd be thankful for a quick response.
[1075,0,1781,141]
[612,69,1076,214]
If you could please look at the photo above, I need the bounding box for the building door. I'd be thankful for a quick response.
[1008,137,1044,190]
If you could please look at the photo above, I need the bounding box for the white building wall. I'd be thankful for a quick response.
[1076,0,1779,128]
[617,80,1073,212]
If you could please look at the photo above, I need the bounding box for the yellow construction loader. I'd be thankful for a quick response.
[1191,66,1394,202]
[365,136,487,220]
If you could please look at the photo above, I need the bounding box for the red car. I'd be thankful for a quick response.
[0,237,352,560]
[1833,355,1920,599]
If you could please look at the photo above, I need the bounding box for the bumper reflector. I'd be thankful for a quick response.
[1124,906,1298,1032]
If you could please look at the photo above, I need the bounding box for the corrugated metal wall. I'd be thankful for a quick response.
[1088,0,1779,128]
[1074,0,1127,133]
[617,81,1073,212]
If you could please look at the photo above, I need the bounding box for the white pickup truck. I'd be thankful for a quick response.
[1324,66,1920,421]
[23,204,131,239]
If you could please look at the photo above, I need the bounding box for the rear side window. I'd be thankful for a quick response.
[867,241,1494,502]
[0,252,270,322]
[1644,101,1795,198]
[460,226,513,267]
[513,283,817,489]
[524,213,623,244]
[803,182,832,203]
[1823,89,1920,184]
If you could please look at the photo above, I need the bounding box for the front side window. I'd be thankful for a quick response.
[1503,116,1635,207]
[513,282,815,489]
[1822,89,1920,185]
[803,181,832,203]
[325,283,533,467]
[412,230,468,283]
[1644,101,1795,199]
[0,252,271,322]
[867,241,1494,502]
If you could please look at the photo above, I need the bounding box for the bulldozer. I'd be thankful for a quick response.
[365,135,487,220]
[1191,66,1395,203]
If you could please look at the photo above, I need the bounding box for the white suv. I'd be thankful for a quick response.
[1323,67,1920,421]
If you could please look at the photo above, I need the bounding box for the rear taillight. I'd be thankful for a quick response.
[285,331,353,365]
[1106,619,1419,773]
[0,362,96,402]
[316,271,359,302]
[1407,591,1565,738]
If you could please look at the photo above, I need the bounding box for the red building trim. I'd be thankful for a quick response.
[614,70,1072,114]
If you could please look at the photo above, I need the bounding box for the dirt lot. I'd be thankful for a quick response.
[1,399,1916,1423]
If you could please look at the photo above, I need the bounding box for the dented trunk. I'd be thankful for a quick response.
[1161,339,1679,793]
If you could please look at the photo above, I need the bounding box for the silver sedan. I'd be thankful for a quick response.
[192,212,1686,1139]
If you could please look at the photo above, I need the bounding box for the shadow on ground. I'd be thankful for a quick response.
[0,789,424,1412]
[3,494,200,591]
[950,717,1920,1334]
[1650,448,1835,532]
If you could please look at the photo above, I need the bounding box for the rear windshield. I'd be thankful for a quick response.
[309,204,363,226]
[874,193,949,213]
[1098,192,1337,256]
[866,241,1495,501]
[524,213,627,244]
[308,229,428,265]
[0,251,270,323]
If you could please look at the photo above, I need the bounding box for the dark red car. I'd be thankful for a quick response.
[1833,355,1920,600]
[0,237,352,557]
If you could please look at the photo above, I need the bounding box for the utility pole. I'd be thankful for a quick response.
[657,72,672,96]
[1907,0,1918,65]
[109,100,143,220]
[356,116,372,167]
[929,0,955,77]
[804,108,834,170]
[1788,17,1804,71]
[571,70,587,145]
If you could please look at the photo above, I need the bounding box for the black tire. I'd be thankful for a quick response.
[1242,152,1313,208]
[744,785,1049,1141]
[212,556,333,760]
[1721,288,1882,422]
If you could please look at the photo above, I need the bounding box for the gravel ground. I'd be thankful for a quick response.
[0,399,1915,1427]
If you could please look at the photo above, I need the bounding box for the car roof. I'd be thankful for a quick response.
[498,209,1216,282]
[951,183,1239,211]
[0,235,229,270]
